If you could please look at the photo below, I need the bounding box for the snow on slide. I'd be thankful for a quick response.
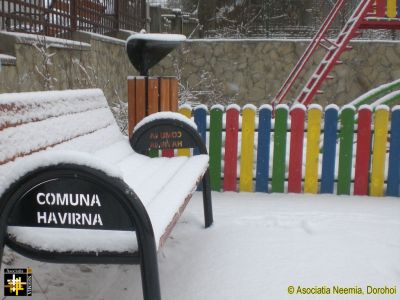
[2,192,400,299]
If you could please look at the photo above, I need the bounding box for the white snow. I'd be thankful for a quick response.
[193,104,208,111]
[0,89,107,128]
[259,104,272,111]
[370,90,400,108]
[0,53,16,60]
[349,79,400,106]
[0,31,91,49]
[325,103,339,111]
[133,111,197,133]
[358,104,372,111]
[276,103,289,111]
[211,104,225,111]
[187,38,312,43]
[340,104,356,112]
[7,227,138,253]
[392,105,400,112]
[126,33,186,43]
[290,103,306,111]
[226,103,241,111]
[0,107,115,163]
[0,150,123,198]
[308,103,323,111]
[242,103,257,111]
[3,192,400,300]
[375,104,390,112]
[179,103,192,111]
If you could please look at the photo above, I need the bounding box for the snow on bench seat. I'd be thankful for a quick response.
[0,89,209,254]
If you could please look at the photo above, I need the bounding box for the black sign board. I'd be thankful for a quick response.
[136,124,198,151]
[8,177,134,231]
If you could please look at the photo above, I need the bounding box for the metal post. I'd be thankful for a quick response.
[114,0,119,32]
[70,0,77,32]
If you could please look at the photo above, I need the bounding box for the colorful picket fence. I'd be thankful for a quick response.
[175,103,400,197]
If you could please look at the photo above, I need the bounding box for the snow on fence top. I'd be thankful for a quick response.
[325,104,340,111]
[226,104,241,111]
[308,104,323,111]
[210,104,225,111]
[340,104,356,112]
[276,104,289,111]
[179,103,400,197]
[290,103,306,111]
[193,104,208,111]
[358,104,372,111]
[243,104,257,111]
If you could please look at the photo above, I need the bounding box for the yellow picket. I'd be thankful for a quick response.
[239,105,256,192]
[304,105,322,194]
[370,106,389,196]
[387,0,397,18]
[178,106,192,156]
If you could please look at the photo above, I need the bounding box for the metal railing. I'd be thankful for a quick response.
[0,0,146,39]
[149,5,199,37]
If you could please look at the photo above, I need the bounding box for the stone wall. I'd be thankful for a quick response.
[153,39,400,107]
[1,32,400,107]
[0,31,140,105]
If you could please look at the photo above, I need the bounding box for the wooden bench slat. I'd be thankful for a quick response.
[0,107,115,165]
[0,89,107,130]
[121,157,190,207]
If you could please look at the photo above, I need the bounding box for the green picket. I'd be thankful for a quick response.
[271,105,288,193]
[337,106,356,195]
[148,149,159,158]
[209,105,224,191]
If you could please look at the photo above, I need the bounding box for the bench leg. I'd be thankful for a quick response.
[0,225,5,270]
[138,231,161,300]
[140,256,161,300]
[202,169,213,228]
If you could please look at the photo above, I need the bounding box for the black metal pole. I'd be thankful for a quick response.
[202,169,213,228]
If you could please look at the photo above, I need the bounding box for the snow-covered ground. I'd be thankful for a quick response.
[2,192,400,299]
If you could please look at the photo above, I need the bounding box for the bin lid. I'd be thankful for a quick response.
[126,33,186,76]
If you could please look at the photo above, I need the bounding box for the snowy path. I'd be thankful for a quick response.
[2,192,400,299]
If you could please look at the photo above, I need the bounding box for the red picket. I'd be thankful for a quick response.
[288,105,305,193]
[376,0,386,17]
[162,149,174,157]
[354,106,372,195]
[223,105,240,191]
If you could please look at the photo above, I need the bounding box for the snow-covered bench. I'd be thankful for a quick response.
[0,89,213,300]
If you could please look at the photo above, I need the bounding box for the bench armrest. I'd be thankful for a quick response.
[130,112,207,155]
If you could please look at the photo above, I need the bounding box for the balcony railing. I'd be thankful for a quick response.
[0,0,146,39]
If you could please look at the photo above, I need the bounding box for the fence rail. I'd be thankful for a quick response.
[0,0,146,39]
[149,5,199,37]
[172,103,400,197]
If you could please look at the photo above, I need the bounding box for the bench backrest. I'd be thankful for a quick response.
[0,89,122,166]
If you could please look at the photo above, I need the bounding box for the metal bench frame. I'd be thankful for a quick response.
[0,117,213,300]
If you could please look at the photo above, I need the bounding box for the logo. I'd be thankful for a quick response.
[4,268,32,296]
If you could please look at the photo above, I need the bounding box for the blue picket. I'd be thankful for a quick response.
[194,105,208,155]
[320,105,339,194]
[255,105,272,193]
[387,108,400,196]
